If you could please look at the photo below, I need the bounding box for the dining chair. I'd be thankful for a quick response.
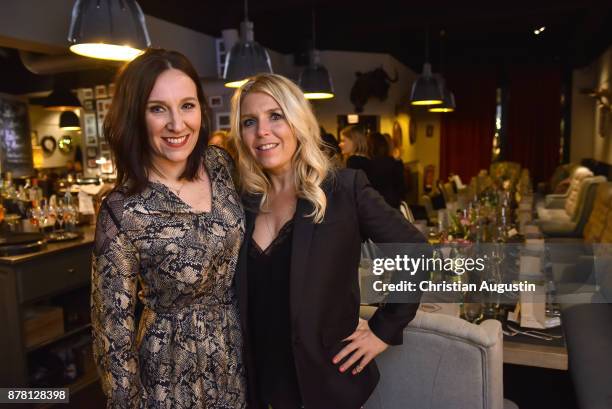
[361,308,519,409]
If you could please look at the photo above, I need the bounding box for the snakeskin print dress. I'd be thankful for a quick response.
[91,147,246,409]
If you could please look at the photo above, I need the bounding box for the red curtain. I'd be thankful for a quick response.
[439,67,497,183]
[506,65,561,184]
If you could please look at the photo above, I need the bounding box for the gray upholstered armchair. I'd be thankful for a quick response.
[361,308,518,409]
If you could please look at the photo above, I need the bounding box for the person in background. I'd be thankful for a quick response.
[340,125,371,175]
[319,126,342,167]
[91,49,246,408]
[208,129,238,160]
[230,73,426,409]
[368,132,406,208]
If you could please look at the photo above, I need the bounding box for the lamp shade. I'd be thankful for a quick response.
[59,111,81,131]
[43,88,82,111]
[429,88,456,112]
[299,50,334,100]
[68,0,151,61]
[223,21,272,88]
[410,63,443,106]
[300,65,334,99]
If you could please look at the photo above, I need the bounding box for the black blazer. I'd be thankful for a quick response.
[235,169,427,409]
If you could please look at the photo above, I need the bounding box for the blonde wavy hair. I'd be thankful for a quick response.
[230,73,332,223]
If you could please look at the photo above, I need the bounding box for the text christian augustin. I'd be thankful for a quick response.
[370,255,536,294]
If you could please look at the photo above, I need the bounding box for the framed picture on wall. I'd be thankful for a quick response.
[409,119,417,145]
[83,99,94,111]
[86,147,98,158]
[208,96,223,108]
[426,124,434,137]
[95,85,108,99]
[599,105,609,138]
[216,112,231,130]
[79,88,94,101]
[87,159,98,168]
[108,83,116,97]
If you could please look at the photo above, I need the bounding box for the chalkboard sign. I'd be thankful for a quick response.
[0,93,34,177]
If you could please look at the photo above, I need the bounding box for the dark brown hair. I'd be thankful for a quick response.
[103,48,210,194]
[369,131,391,159]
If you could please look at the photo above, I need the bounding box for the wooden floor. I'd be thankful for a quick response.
[46,370,577,409]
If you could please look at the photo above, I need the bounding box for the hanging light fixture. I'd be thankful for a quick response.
[299,9,334,100]
[59,111,81,131]
[410,28,443,106]
[429,86,456,112]
[68,0,151,61]
[428,30,455,112]
[223,0,273,88]
[43,87,82,111]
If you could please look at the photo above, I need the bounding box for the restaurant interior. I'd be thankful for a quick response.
[0,1,611,408]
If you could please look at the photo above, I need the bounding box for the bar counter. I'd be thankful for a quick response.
[0,225,96,390]
[0,226,95,265]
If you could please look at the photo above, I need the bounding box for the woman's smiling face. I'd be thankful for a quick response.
[240,91,297,175]
[145,68,201,170]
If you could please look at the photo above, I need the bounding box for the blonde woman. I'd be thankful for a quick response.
[340,124,371,173]
[230,73,426,409]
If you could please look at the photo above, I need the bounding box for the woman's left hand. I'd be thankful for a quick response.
[332,318,389,375]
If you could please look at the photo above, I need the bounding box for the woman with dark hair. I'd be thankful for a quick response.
[92,49,246,408]
[367,132,406,208]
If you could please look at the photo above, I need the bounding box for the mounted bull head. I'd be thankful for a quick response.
[350,67,398,113]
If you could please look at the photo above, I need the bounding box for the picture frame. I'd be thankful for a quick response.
[392,121,403,147]
[86,136,97,146]
[208,95,223,108]
[426,124,434,138]
[108,83,116,97]
[95,85,108,99]
[40,135,56,154]
[82,99,94,111]
[87,158,98,168]
[84,113,97,138]
[598,105,609,138]
[80,88,94,101]
[86,147,98,158]
[409,119,417,145]
[215,112,231,130]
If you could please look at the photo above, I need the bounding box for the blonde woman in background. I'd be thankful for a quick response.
[230,73,426,409]
[340,124,371,174]
[208,129,238,160]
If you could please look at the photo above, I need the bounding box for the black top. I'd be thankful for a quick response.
[368,157,406,208]
[247,219,302,408]
[346,155,371,175]
[236,169,428,409]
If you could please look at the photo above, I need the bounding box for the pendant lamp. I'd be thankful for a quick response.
[299,10,334,100]
[59,111,81,131]
[429,76,456,113]
[68,0,151,61]
[223,0,273,88]
[43,87,82,111]
[428,30,455,112]
[410,29,443,106]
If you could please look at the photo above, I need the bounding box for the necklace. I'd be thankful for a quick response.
[153,178,187,198]
[171,180,187,198]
